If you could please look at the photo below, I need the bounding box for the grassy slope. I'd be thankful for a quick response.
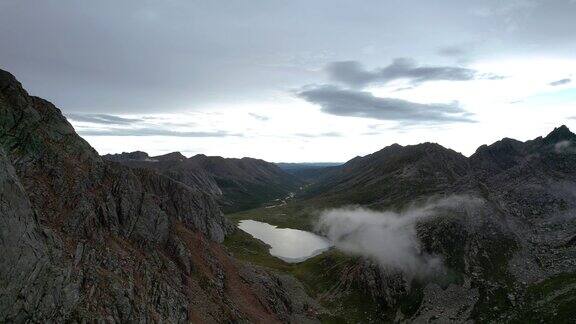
[227,201,319,231]
[226,201,576,323]
[226,203,471,322]
[224,205,424,323]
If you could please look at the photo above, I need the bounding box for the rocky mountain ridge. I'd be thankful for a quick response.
[0,69,319,323]
[292,125,576,322]
[3,64,576,322]
[103,151,302,213]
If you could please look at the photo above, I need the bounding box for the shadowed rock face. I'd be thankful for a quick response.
[305,142,469,208]
[0,69,319,323]
[104,151,303,213]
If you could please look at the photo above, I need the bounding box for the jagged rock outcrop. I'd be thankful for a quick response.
[104,151,303,213]
[0,69,319,323]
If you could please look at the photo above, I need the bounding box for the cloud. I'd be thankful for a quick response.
[77,128,241,137]
[67,113,143,125]
[316,195,484,278]
[471,0,540,32]
[297,85,475,124]
[325,58,503,88]
[248,113,270,121]
[437,46,469,58]
[549,78,572,86]
[555,140,576,153]
[294,131,342,138]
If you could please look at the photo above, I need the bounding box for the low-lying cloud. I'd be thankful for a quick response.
[326,58,503,89]
[297,85,475,124]
[555,140,576,153]
[316,195,484,278]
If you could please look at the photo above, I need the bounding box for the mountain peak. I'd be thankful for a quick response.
[0,69,22,90]
[154,151,186,161]
[543,125,576,145]
[103,151,150,161]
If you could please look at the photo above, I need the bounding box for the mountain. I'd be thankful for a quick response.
[103,151,224,199]
[276,162,343,171]
[280,126,576,322]
[0,69,319,322]
[4,65,576,322]
[276,162,342,183]
[304,142,469,208]
[103,152,303,213]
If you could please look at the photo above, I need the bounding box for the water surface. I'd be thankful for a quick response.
[238,220,332,263]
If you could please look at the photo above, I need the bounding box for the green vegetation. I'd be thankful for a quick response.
[218,180,297,214]
[224,228,399,323]
[228,201,576,323]
[516,273,576,323]
[224,205,429,323]
[227,201,321,231]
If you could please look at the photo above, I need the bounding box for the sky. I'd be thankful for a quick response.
[1,0,575,162]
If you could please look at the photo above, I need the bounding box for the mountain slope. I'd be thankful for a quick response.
[0,69,319,322]
[276,162,342,183]
[305,142,469,208]
[104,151,303,213]
[286,126,576,322]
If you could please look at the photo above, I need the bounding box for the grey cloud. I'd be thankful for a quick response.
[67,113,142,125]
[326,58,502,89]
[294,132,341,138]
[77,128,241,137]
[249,113,270,121]
[555,140,576,153]
[316,195,484,277]
[297,85,475,124]
[1,0,574,116]
[437,46,469,58]
[549,78,571,86]
[394,86,415,92]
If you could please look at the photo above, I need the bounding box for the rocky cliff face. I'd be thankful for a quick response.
[0,69,319,323]
[104,151,303,213]
[104,151,225,203]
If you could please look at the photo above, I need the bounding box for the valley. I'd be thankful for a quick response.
[223,126,576,323]
[2,67,576,322]
[3,2,575,322]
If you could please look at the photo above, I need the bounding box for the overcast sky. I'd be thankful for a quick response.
[1,0,575,162]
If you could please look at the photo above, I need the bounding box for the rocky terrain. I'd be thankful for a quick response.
[0,69,320,323]
[287,125,576,322]
[3,64,576,323]
[104,151,302,213]
[303,142,469,207]
[225,125,576,323]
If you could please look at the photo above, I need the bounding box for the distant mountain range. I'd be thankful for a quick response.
[275,162,342,184]
[2,67,576,322]
[276,162,343,171]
